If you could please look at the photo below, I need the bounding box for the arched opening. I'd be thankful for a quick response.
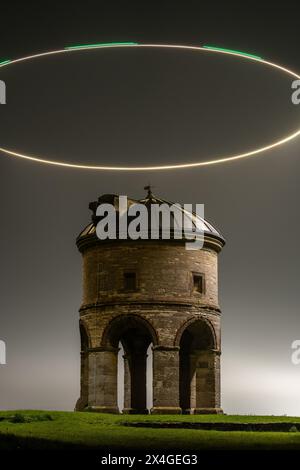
[178,319,217,414]
[103,315,156,414]
[80,323,89,351]
[117,342,153,412]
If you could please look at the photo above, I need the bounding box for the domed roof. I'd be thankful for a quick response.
[77,189,225,252]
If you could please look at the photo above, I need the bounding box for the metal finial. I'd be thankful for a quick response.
[144,184,155,198]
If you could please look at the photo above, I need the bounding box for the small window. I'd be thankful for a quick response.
[193,274,204,294]
[124,272,137,291]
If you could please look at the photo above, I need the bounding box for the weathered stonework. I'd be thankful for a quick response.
[75,192,225,414]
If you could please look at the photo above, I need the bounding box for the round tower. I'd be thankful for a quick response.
[75,190,225,414]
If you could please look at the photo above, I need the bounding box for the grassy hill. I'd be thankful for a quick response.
[1,410,300,451]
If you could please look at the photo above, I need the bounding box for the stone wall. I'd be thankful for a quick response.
[76,239,222,414]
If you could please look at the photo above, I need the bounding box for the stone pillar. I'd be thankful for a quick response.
[75,351,89,411]
[151,346,181,414]
[87,347,119,413]
[191,349,222,414]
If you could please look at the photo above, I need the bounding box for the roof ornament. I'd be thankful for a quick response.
[144,184,155,199]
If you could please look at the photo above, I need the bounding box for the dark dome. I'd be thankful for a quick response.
[77,191,225,252]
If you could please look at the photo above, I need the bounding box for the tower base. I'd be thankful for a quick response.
[84,406,120,413]
[150,407,182,415]
[190,407,223,415]
[122,408,149,415]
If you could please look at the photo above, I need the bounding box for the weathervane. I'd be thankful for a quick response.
[144,184,155,198]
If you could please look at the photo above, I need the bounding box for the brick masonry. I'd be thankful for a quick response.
[75,202,224,415]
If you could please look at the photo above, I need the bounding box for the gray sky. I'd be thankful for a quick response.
[1,3,300,415]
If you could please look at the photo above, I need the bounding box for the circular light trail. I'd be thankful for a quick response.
[0,42,300,171]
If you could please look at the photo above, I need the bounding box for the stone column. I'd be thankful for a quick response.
[191,349,222,414]
[75,351,89,411]
[87,347,119,413]
[151,346,181,414]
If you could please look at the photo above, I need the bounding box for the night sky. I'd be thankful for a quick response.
[1,2,300,415]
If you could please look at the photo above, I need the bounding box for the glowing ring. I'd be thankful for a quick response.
[0,43,299,171]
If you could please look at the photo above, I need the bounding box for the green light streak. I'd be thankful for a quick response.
[203,45,262,60]
[65,42,138,50]
[0,60,11,66]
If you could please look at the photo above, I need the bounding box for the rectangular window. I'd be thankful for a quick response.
[193,274,204,294]
[124,272,137,291]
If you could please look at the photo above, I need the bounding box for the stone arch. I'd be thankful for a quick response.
[176,317,219,414]
[174,316,217,350]
[79,320,91,351]
[101,314,158,414]
[101,314,158,349]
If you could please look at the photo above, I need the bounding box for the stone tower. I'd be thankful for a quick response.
[75,190,225,414]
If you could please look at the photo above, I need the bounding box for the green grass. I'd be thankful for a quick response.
[1,410,300,450]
